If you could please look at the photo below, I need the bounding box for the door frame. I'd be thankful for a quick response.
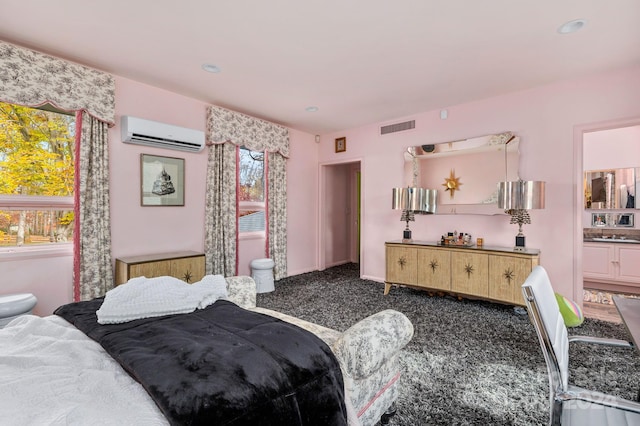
[318,158,364,275]
[573,116,640,304]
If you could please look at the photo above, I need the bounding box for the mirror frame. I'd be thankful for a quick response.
[404,132,520,215]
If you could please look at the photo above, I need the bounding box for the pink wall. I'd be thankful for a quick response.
[1,76,320,316]
[285,129,319,276]
[109,77,209,260]
[0,252,73,317]
[584,125,640,170]
[319,65,640,302]
[3,59,640,315]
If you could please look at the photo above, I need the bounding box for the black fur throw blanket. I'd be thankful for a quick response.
[55,299,347,426]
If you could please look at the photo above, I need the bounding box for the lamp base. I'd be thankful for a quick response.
[403,229,412,242]
[514,235,526,251]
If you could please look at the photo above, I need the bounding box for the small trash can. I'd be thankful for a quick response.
[250,258,275,293]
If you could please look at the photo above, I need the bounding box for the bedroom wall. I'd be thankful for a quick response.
[319,65,640,302]
[1,75,320,316]
[2,56,638,315]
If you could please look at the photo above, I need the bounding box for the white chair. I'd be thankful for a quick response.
[521,266,640,426]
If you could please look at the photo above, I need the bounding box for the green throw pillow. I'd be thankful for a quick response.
[555,293,584,327]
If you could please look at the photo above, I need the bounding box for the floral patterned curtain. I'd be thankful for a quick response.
[206,105,289,278]
[267,152,287,279]
[204,142,237,276]
[0,41,115,300]
[207,105,289,157]
[74,112,113,300]
[0,41,115,125]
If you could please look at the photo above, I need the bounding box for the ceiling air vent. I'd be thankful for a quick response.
[380,120,415,135]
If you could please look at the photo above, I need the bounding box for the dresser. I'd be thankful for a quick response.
[115,251,206,285]
[385,241,540,306]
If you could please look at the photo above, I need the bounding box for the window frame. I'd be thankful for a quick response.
[0,195,74,258]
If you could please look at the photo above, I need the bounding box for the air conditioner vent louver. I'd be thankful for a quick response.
[130,133,203,149]
[381,120,415,135]
[121,116,205,152]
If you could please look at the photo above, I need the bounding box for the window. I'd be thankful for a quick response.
[0,102,75,250]
[238,147,265,234]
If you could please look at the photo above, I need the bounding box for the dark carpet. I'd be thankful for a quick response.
[257,263,640,426]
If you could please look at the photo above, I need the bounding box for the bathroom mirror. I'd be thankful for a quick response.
[584,168,638,209]
[403,132,520,215]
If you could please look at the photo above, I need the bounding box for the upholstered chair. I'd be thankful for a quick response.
[225,275,414,426]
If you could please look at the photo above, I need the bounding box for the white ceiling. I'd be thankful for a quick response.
[1,1,639,134]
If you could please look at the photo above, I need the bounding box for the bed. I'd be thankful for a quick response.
[0,275,350,425]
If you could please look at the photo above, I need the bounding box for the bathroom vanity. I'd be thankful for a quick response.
[583,240,640,293]
[385,241,540,306]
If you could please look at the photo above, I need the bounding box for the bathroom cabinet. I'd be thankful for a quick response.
[385,241,540,306]
[583,242,640,291]
[115,251,205,285]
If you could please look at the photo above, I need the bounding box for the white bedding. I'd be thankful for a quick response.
[0,315,169,426]
[1,307,360,426]
[97,274,228,324]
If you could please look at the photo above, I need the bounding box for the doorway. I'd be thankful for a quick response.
[578,120,640,310]
[318,160,362,274]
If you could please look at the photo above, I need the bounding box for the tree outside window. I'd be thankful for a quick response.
[0,102,75,247]
[238,147,265,233]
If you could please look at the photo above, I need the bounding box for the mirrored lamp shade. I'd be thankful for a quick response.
[497,180,545,210]
[392,187,437,213]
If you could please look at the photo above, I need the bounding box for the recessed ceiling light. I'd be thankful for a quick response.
[202,63,221,73]
[305,106,319,112]
[558,19,586,34]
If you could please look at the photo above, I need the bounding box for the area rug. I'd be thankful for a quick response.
[257,263,640,426]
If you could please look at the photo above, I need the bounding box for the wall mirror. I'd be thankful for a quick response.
[584,168,638,209]
[403,132,520,215]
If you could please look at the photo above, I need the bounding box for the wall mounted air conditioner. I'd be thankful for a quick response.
[121,116,205,152]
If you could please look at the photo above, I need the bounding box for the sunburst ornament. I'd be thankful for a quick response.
[503,267,515,284]
[464,263,474,278]
[442,169,462,198]
[183,270,193,283]
[398,256,407,269]
[429,259,439,272]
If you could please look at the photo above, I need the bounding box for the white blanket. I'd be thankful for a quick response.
[0,315,169,426]
[97,274,228,324]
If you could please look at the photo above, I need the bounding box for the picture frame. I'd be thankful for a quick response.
[591,213,607,227]
[335,137,346,153]
[140,154,185,206]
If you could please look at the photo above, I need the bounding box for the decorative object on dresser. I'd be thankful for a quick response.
[385,241,540,305]
[114,251,205,285]
[497,135,545,250]
[391,187,437,242]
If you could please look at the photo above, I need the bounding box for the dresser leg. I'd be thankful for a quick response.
[384,283,392,295]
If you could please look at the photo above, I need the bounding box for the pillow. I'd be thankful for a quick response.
[555,293,584,327]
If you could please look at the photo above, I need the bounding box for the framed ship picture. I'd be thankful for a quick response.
[141,154,185,206]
